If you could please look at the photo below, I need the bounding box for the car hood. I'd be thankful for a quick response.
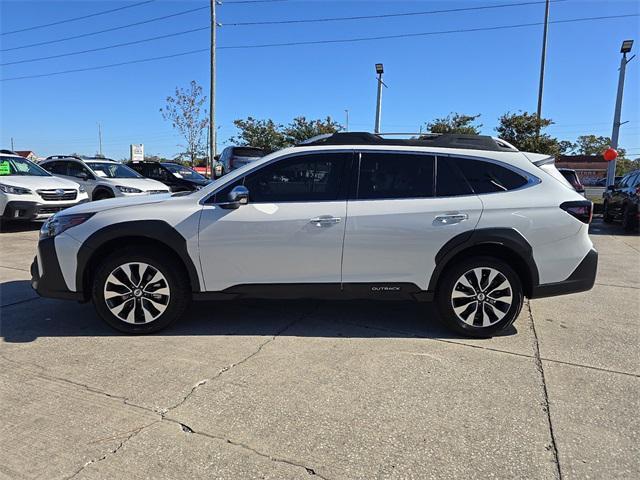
[0,175,80,190]
[59,192,174,215]
[98,177,169,191]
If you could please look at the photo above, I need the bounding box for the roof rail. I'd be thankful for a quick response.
[0,149,19,155]
[297,131,518,152]
[45,154,82,160]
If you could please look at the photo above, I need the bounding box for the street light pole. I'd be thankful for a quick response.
[536,0,550,140]
[344,109,349,132]
[374,63,384,133]
[209,0,217,178]
[607,40,635,187]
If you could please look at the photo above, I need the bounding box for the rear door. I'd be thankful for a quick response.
[341,151,482,290]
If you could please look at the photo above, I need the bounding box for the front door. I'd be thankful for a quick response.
[198,151,352,292]
[341,151,483,290]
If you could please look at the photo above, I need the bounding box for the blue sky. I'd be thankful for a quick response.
[1,0,639,160]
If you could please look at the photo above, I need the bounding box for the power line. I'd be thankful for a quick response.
[222,0,567,26]
[1,0,156,36]
[0,6,209,52]
[1,13,637,82]
[1,27,210,66]
[217,13,639,50]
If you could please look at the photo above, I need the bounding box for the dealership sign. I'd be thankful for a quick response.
[130,144,144,161]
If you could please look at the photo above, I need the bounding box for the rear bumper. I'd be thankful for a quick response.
[2,199,88,221]
[31,238,84,301]
[530,249,598,299]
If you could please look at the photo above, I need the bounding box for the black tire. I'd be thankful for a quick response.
[92,247,191,334]
[622,205,638,232]
[435,256,524,338]
[93,189,114,201]
[602,201,613,223]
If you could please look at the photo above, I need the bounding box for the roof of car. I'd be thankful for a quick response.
[297,132,518,152]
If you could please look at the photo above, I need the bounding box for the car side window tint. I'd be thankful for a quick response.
[357,152,434,200]
[243,153,348,203]
[454,157,528,193]
[45,161,68,175]
[436,157,474,197]
[68,162,91,178]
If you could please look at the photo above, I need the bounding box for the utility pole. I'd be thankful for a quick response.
[607,40,635,187]
[209,0,217,178]
[536,0,550,140]
[374,63,385,133]
[97,123,103,156]
[10,137,14,150]
[344,109,349,132]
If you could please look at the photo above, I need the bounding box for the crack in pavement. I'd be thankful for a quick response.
[327,318,640,378]
[526,300,563,480]
[166,418,329,479]
[0,264,30,272]
[0,296,41,308]
[65,421,159,480]
[162,303,320,415]
[595,282,640,290]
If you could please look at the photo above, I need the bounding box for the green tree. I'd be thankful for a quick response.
[495,111,571,155]
[230,116,343,152]
[282,116,342,145]
[425,113,482,135]
[229,117,287,153]
[572,135,626,158]
[160,80,209,167]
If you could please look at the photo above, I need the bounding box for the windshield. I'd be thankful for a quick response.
[88,162,142,179]
[162,163,206,180]
[0,156,50,177]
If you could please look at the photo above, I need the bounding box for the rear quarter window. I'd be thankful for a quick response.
[454,157,528,193]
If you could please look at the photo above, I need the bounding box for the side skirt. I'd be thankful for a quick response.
[192,283,434,302]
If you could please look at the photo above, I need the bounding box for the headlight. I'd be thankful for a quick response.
[115,185,142,194]
[79,185,86,193]
[0,183,32,195]
[40,213,95,240]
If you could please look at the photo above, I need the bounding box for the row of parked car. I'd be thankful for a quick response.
[0,150,232,223]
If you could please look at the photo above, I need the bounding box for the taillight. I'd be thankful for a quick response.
[560,200,593,224]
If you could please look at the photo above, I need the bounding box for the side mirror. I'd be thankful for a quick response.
[76,171,89,181]
[219,185,249,210]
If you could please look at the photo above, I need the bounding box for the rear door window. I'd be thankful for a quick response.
[357,152,434,200]
[453,157,528,193]
[435,157,474,197]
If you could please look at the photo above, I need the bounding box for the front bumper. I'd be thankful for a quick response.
[31,237,84,301]
[530,249,598,298]
[2,199,89,221]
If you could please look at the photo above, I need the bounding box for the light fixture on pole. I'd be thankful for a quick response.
[374,63,386,133]
[606,39,635,187]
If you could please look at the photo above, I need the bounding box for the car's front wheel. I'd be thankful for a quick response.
[436,256,524,337]
[92,247,190,333]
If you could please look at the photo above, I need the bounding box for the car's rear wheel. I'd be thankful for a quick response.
[436,256,524,337]
[92,247,190,334]
[603,201,613,223]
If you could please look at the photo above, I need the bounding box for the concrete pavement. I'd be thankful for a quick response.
[0,219,638,479]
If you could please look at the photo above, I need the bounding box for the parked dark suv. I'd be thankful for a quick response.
[126,161,211,192]
[603,169,640,231]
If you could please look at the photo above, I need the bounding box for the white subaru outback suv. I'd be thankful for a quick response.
[40,156,169,201]
[0,151,89,222]
[31,133,597,337]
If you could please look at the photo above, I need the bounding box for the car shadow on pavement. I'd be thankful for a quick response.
[1,280,518,343]
[0,221,42,233]
[589,218,639,236]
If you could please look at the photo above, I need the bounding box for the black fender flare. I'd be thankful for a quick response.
[427,228,539,294]
[76,220,201,296]
[92,186,114,200]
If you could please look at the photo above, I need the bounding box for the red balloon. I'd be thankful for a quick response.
[603,148,618,161]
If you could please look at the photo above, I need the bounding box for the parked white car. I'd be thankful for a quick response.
[31,133,597,337]
[0,152,89,222]
[40,156,169,201]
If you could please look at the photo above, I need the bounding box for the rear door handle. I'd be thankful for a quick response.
[434,213,468,225]
[309,216,342,227]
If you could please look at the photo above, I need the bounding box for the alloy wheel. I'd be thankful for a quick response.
[103,262,170,324]
[451,267,513,327]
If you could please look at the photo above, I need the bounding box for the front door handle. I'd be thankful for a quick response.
[309,216,342,227]
[434,213,468,225]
